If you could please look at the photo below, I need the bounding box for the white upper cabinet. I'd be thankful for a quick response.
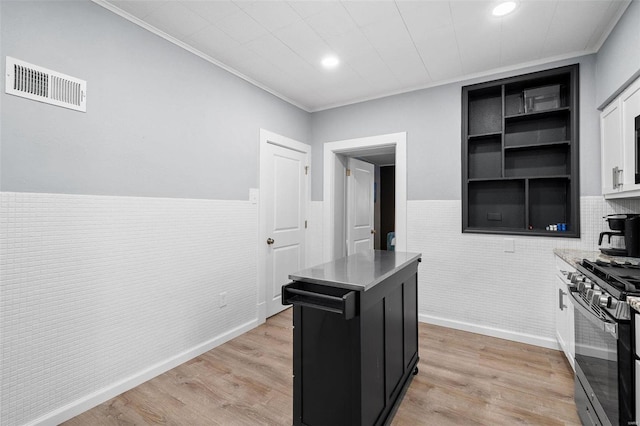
[601,98,623,195]
[621,79,640,188]
[602,76,640,198]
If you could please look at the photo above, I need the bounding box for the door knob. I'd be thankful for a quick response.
[370,229,376,234]
[266,238,275,245]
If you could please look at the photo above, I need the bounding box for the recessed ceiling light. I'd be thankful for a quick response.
[492,1,517,16]
[321,55,339,69]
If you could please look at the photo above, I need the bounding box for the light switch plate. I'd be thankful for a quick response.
[504,238,515,253]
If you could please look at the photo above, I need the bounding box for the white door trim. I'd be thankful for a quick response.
[323,132,407,262]
[258,129,310,323]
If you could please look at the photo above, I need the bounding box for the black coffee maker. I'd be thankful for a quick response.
[599,214,640,257]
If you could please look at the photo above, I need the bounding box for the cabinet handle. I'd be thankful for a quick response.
[282,283,357,320]
[619,168,624,188]
[613,166,623,189]
[558,288,567,311]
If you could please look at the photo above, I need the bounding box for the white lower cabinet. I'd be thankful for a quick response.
[636,359,639,423]
[555,256,575,370]
[636,314,639,423]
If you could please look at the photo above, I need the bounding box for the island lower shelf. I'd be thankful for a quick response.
[282,250,421,426]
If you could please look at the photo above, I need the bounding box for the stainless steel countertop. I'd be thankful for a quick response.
[289,250,422,291]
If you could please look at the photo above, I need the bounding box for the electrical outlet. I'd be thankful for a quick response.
[219,292,227,308]
[504,238,515,253]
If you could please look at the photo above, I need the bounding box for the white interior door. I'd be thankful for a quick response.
[347,157,375,255]
[262,137,308,318]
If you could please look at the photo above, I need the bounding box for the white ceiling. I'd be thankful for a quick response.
[97,0,631,112]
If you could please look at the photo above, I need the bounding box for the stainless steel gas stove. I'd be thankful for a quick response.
[568,258,639,426]
[575,259,640,320]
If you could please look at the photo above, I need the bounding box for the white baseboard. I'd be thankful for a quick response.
[28,317,260,426]
[257,301,267,323]
[419,313,560,351]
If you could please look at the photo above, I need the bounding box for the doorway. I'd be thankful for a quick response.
[322,132,407,262]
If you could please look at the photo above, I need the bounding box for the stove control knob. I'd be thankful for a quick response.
[590,291,602,306]
[597,294,610,308]
[571,274,585,284]
[578,281,593,292]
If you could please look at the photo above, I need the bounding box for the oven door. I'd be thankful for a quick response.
[571,291,634,426]
[635,114,640,184]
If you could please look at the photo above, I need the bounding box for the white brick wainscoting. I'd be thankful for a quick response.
[407,196,640,349]
[0,192,259,426]
[3,192,640,425]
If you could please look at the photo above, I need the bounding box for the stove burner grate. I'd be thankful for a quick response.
[581,259,640,296]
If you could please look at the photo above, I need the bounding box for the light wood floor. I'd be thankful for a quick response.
[64,308,580,425]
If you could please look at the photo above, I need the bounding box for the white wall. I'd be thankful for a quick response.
[0,1,309,425]
[310,55,601,200]
[596,0,640,108]
[0,0,310,199]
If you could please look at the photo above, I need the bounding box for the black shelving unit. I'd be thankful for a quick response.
[462,65,579,237]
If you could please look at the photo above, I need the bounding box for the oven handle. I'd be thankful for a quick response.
[569,291,618,339]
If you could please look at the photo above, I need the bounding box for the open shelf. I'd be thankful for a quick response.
[504,144,569,177]
[462,65,579,237]
[468,86,502,135]
[505,74,570,115]
[504,109,570,147]
[468,135,502,179]
[528,177,571,233]
[468,180,525,229]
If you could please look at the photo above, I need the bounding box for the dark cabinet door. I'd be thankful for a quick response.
[385,284,405,400]
[298,307,360,426]
[361,299,385,425]
[403,275,418,369]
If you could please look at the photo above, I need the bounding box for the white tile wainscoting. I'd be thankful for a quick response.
[0,192,259,426]
[408,196,640,348]
[3,193,640,425]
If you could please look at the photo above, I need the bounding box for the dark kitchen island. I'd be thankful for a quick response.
[282,250,422,426]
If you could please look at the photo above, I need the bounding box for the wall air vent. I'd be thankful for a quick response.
[5,56,86,112]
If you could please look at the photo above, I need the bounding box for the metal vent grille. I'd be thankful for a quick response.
[5,57,86,112]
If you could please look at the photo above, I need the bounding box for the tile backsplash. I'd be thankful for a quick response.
[407,196,640,348]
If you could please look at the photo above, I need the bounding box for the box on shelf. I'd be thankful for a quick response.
[524,84,561,113]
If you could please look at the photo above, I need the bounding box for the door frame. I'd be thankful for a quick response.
[323,132,407,262]
[258,129,310,323]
